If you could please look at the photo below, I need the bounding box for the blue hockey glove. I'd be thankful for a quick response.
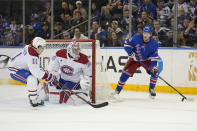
[148,66,158,76]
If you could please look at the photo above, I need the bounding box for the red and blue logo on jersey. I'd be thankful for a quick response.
[61,65,74,76]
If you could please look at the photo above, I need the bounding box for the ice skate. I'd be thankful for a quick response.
[29,95,44,107]
[149,88,156,99]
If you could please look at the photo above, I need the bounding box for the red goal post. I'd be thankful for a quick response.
[44,39,97,103]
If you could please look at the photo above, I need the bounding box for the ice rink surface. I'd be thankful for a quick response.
[0,85,197,131]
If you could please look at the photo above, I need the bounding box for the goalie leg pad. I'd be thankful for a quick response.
[48,86,61,104]
[59,90,71,104]
[69,91,90,105]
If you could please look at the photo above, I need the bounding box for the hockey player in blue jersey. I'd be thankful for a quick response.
[115,25,162,98]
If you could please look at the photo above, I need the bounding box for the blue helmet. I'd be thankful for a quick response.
[143,26,153,35]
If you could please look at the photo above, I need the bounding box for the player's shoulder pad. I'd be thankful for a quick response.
[56,49,67,59]
[28,45,39,58]
[132,34,143,42]
[150,38,159,48]
[74,53,89,64]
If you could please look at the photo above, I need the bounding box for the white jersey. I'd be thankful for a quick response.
[48,49,92,83]
[156,5,171,20]
[8,45,46,79]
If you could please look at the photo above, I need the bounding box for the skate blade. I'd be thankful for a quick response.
[149,94,156,99]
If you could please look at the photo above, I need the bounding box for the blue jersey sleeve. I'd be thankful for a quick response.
[123,37,134,56]
[149,42,159,67]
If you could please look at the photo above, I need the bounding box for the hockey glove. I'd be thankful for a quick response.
[148,66,158,77]
[45,73,58,87]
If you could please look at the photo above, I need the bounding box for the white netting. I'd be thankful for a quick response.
[40,39,114,103]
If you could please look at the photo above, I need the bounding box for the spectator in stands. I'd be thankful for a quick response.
[153,20,167,44]
[90,21,107,46]
[139,0,157,19]
[14,28,23,46]
[178,8,189,31]
[107,31,121,47]
[188,0,197,18]
[172,0,189,14]
[121,0,138,12]
[152,32,162,46]
[73,1,87,19]
[54,22,64,39]
[10,18,17,34]
[0,15,10,39]
[177,31,186,47]
[25,25,37,45]
[161,29,173,47]
[121,9,137,31]
[91,2,101,22]
[138,11,153,27]
[68,2,75,17]
[156,0,171,26]
[135,24,143,35]
[43,2,51,16]
[133,0,143,6]
[167,17,174,29]
[183,19,197,47]
[100,0,113,27]
[58,13,66,26]
[59,1,69,15]
[72,11,86,34]
[111,20,122,38]
[63,31,71,40]
[40,22,50,39]
[30,13,42,35]
[110,0,123,20]
[64,12,73,30]
[45,15,51,26]
[1,27,14,46]
[72,27,88,39]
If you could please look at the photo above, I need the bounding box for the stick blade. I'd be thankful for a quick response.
[90,102,109,108]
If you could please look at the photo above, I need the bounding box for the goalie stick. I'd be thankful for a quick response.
[57,81,109,108]
[137,59,194,102]
[0,55,10,69]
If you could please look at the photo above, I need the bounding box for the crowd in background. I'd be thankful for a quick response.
[0,0,197,47]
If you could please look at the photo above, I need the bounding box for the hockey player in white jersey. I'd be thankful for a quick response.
[47,41,92,105]
[8,37,57,107]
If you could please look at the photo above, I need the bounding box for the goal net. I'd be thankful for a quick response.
[40,39,114,103]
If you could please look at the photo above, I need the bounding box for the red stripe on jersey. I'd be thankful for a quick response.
[49,92,60,95]
[8,67,19,71]
[28,45,39,58]
[118,81,125,86]
[13,74,26,82]
[124,43,130,46]
[150,79,157,84]
[28,90,37,92]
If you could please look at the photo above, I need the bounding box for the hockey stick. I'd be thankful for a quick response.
[56,81,109,108]
[0,55,10,69]
[137,59,193,102]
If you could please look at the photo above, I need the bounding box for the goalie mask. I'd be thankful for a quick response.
[67,41,80,60]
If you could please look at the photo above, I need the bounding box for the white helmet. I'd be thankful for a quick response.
[67,41,80,60]
[32,37,46,48]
